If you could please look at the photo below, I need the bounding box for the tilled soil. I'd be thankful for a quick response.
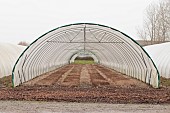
[0,64,170,104]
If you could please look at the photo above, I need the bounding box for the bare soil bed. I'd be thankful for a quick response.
[0,64,170,104]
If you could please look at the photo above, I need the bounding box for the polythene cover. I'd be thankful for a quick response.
[0,43,26,78]
[144,42,170,78]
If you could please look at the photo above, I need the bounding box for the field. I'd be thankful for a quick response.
[0,64,170,104]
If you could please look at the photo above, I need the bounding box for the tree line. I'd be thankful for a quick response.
[137,0,170,44]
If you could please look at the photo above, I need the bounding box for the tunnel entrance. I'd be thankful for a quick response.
[69,50,99,64]
[74,56,95,64]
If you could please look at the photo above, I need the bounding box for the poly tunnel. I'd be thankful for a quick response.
[12,23,160,88]
[0,43,26,78]
[144,42,170,78]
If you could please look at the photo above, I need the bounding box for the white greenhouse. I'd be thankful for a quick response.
[12,23,160,88]
[144,42,170,78]
[0,43,26,78]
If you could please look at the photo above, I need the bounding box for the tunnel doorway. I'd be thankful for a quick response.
[74,56,95,64]
[70,51,99,64]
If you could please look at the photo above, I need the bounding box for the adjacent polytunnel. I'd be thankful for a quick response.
[0,43,26,78]
[144,42,170,78]
[12,23,160,88]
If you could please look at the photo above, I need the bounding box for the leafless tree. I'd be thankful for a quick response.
[145,3,159,43]
[137,0,170,45]
[157,0,170,42]
[136,26,148,45]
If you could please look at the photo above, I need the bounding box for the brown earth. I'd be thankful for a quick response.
[0,64,170,104]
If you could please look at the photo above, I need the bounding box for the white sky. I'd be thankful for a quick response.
[0,0,159,44]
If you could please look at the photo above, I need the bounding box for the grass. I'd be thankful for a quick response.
[73,60,95,64]
[160,77,170,87]
[0,75,12,88]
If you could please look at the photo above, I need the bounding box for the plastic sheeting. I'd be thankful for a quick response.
[144,42,170,78]
[0,43,25,78]
[12,23,160,88]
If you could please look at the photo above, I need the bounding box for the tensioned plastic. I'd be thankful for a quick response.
[12,23,160,88]
[0,43,25,78]
[144,42,170,78]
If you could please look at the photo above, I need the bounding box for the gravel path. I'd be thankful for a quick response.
[0,101,170,113]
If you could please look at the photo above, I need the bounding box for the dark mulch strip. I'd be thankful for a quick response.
[0,85,170,104]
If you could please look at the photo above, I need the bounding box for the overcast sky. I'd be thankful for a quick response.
[0,0,159,44]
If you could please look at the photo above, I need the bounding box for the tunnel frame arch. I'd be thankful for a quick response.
[12,23,160,88]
